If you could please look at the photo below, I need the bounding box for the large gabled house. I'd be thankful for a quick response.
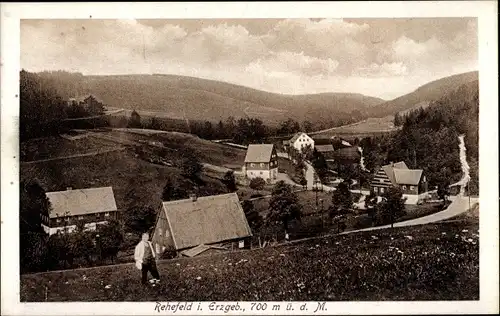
[43,186,118,235]
[243,144,278,182]
[370,161,428,204]
[284,132,315,153]
[152,192,253,258]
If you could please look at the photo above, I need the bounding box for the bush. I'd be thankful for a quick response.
[249,177,266,191]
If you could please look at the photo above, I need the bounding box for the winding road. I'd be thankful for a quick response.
[340,195,479,235]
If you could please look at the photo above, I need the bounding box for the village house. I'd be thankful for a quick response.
[243,144,278,182]
[42,186,118,235]
[315,144,335,159]
[151,192,253,258]
[371,161,428,204]
[285,132,315,153]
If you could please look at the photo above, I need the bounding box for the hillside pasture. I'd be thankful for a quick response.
[20,149,229,212]
[21,219,479,302]
[20,135,118,162]
[312,116,399,138]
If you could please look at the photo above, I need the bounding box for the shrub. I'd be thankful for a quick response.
[249,177,266,191]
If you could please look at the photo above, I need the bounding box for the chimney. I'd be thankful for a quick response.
[189,193,197,202]
[66,187,73,191]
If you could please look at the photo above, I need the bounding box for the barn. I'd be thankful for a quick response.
[152,192,253,257]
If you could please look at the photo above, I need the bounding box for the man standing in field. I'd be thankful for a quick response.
[134,232,161,285]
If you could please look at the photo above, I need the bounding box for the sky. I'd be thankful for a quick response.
[21,18,478,100]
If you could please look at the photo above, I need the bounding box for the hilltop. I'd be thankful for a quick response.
[35,71,384,126]
[368,71,479,118]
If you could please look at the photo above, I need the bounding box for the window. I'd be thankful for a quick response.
[78,216,84,220]
[380,187,385,193]
[56,218,61,223]
[260,171,263,175]
[402,185,407,190]
[250,163,255,167]
[105,212,110,217]
[250,172,254,175]
[409,185,414,190]
[260,163,265,167]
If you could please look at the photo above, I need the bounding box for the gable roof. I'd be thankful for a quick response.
[394,169,423,185]
[315,144,335,153]
[378,161,423,186]
[46,187,117,218]
[290,132,312,144]
[381,161,408,185]
[161,192,252,250]
[244,144,274,163]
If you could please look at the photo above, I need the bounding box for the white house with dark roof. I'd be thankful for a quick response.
[151,192,252,257]
[370,161,428,204]
[288,132,315,152]
[43,186,118,235]
[243,144,278,182]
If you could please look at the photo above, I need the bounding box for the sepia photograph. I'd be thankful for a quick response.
[1,1,498,315]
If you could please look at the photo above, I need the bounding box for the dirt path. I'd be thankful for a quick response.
[20,147,125,164]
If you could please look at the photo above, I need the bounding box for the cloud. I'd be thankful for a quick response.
[21,18,478,99]
[246,51,339,77]
[356,62,408,77]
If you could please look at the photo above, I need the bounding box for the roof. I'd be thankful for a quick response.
[378,162,423,186]
[244,144,274,163]
[180,244,227,257]
[315,144,335,153]
[290,132,311,144]
[46,187,117,218]
[333,147,361,160]
[381,161,408,185]
[394,169,423,185]
[161,192,252,250]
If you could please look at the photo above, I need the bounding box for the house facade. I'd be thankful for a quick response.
[371,161,428,204]
[243,144,278,182]
[289,132,315,153]
[152,193,253,258]
[43,186,118,235]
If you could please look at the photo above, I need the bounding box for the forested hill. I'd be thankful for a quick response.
[361,79,479,194]
[367,71,478,118]
[33,71,384,129]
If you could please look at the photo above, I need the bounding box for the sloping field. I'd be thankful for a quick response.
[312,116,398,138]
[21,148,228,212]
[21,219,478,302]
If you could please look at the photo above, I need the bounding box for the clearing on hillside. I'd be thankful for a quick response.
[21,218,478,302]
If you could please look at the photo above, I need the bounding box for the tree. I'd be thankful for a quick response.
[302,120,313,133]
[329,181,353,219]
[150,116,162,130]
[70,228,95,266]
[267,181,302,232]
[437,181,450,204]
[20,180,51,272]
[301,144,314,161]
[241,200,263,232]
[377,186,406,227]
[222,171,237,192]
[364,191,379,226]
[162,178,190,201]
[128,110,142,128]
[180,149,203,180]
[311,149,328,182]
[125,206,157,233]
[298,173,308,189]
[249,177,266,191]
[97,219,124,264]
